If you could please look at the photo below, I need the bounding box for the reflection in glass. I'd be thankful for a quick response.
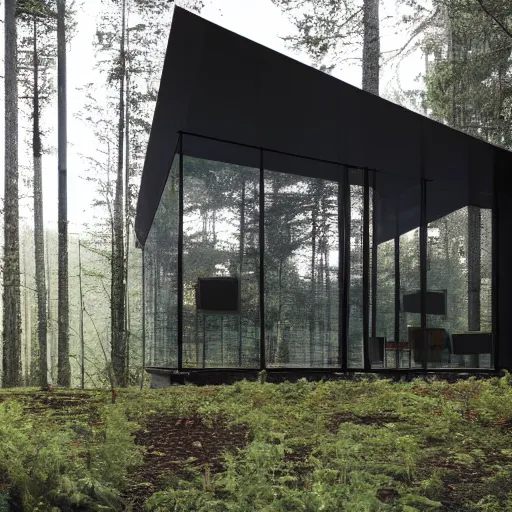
[264,171,339,368]
[399,228,421,369]
[426,204,493,369]
[141,137,495,374]
[182,156,260,368]
[144,156,179,368]
[375,239,395,366]
[347,170,364,368]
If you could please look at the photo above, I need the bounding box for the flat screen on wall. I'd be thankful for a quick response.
[196,277,240,314]
[402,290,447,316]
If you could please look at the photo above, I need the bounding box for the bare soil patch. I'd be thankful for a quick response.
[123,414,250,510]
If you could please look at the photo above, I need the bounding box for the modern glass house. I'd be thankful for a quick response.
[135,7,512,382]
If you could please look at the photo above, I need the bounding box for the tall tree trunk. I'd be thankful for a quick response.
[423,50,429,116]
[112,0,127,387]
[148,257,154,365]
[124,27,131,383]
[202,314,206,368]
[57,0,71,386]
[3,0,22,387]
[23,244,31,385]
[220,316,224,366]
[443,218,456,366]
[33,18,48,389]
[195,307,199,365]
[212,210,217,246]
[448,21,457,127]
[319,247,325,364]
[46,230,56,382]
[362,0,380,95]
[78,240,85,389]
[276,259,283,363]
[153,251,159,364]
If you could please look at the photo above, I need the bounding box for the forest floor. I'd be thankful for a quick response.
[2,376,512,511]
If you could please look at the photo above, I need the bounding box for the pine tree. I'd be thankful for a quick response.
[19,0,59,387]
[272,0,380,94]
[32,17,49,388]
[362,0,379,94]
[90,0,204,383]
[57,0,71,386]
[3,0,23,387]
[111,0,127,387]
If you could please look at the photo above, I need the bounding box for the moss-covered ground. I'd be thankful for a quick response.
[2,374,512,511]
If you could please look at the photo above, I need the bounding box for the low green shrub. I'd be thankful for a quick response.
[146,438,393,512]
[0,397,141,511]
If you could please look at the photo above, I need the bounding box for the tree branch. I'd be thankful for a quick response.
[382,6,440,67]
[475,0,512,39]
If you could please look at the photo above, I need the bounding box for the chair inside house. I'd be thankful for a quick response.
[403,290,450,366]
[408,327,450,365]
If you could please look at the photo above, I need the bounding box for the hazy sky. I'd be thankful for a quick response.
[0,0,425,236]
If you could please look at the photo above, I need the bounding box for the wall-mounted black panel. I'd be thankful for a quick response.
[402,290,447,316]
[196,277,240,314]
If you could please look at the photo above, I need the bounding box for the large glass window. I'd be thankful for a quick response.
[373,174,422,369]
[141,135,495,374]
[182,156,260,368]
[426,181,493,369]
[347,169,364,368]
[264,162,340,368]
[143,155,179,368]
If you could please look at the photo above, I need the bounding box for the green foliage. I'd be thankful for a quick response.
[476,466,512,509]
[399,493,442,510]
[422,0,512,148]
[147,439,392,512]
[16,0,56,19]
[426,61,456,121]
[474,492,512,512]
[143,377,512,509]
[5,379,512,510]
[44,476,124,512]
[271,0,363,67]
[418,470,444,502]
[0,493,8,512]
[87,404,143,488]
[0,396,141,510]
[0,400,76,509]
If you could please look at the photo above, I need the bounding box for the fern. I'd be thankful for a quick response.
[0,493,9,512]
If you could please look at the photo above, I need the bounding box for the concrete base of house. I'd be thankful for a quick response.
[145,366,501,388]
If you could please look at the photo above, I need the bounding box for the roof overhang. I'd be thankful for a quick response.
[135,7,509,246]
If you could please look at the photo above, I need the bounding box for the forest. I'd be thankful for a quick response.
[2,0,510,388]
[1,0,512,511]
[2,0,512,388]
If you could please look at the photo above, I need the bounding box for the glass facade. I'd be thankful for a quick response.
[182,156,260,368]
[264,170,339,368]
[144,154,179,368]
[347,169,364,368]
[425,178,493,369]
[142,134,495,372]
